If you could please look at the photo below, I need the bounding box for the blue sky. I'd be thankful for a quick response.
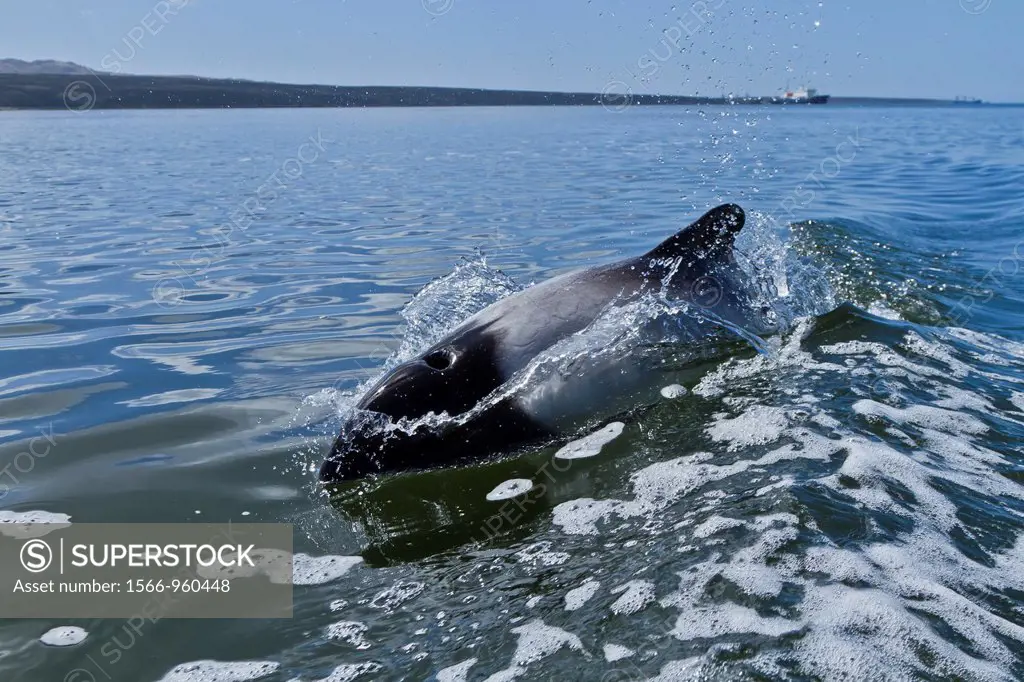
[3,0,1021,102]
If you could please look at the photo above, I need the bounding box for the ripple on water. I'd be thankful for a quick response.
[3,108,1024,682]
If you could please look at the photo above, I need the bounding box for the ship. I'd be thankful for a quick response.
[770,86,830,104]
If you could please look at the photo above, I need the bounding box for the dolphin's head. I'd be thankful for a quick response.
[320,336,509,483]
[318,411,438,482]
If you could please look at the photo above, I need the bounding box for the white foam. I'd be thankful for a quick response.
[852,400,988,436]
[293,554,363,585]
[694,319,841,399]
[197,551,361,586]
[903,331,972,378]
[325,621,370,650]
[318,278,1024,680]
[692,516,746,539]
[644,658,706,681]
[602,643,634,662]
[673,602,799,640]
[515,542,569,566]
[654,396,1024,681]
[437,658,477,682]
[482,620,584,682]
[610,580,655,615]
[157,660,279,682]
[369,581,424,611]
[821,339,948,380]
[39,626,87,646]
[755,476,793,496]
[564,579,600,611]
[551,498,624,536]
[933,384,994,412]
[831,437,962,531]
[784,581,1020,682]
[660,384,688,399]
[0,510,71,538]
[486,479,534,501]
[706,405,788,450]
[607,321,1024,680]
[554,422,624,460]
[552,429,840,537]
[810,411,842,429]
[300,663,383,682]
[946,326,1024,357]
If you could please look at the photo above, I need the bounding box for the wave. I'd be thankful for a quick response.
[312,212,1024,680]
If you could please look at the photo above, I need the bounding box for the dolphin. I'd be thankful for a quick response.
[320,203,765,483]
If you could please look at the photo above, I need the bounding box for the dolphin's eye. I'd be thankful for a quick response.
[424,348,455,371]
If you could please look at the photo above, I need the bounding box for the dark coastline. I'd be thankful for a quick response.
[0,73,1013,111]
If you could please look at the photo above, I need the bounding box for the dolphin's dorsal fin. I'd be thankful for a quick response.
[644,204,745,262]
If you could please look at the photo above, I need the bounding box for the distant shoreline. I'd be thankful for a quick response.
[0,73,1019,111]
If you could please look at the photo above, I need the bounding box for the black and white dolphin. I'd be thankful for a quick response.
[320,204,765,483]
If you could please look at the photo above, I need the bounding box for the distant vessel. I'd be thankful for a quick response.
[770,86,830,104]
[952,96,983,105]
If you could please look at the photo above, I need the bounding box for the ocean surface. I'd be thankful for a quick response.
[1,105,1023,681]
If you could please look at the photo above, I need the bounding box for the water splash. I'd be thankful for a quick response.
[331,211,838,444]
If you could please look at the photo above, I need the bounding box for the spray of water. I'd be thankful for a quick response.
[330,210,837,441]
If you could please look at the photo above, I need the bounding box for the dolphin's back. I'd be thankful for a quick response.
[451,261,641,376]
